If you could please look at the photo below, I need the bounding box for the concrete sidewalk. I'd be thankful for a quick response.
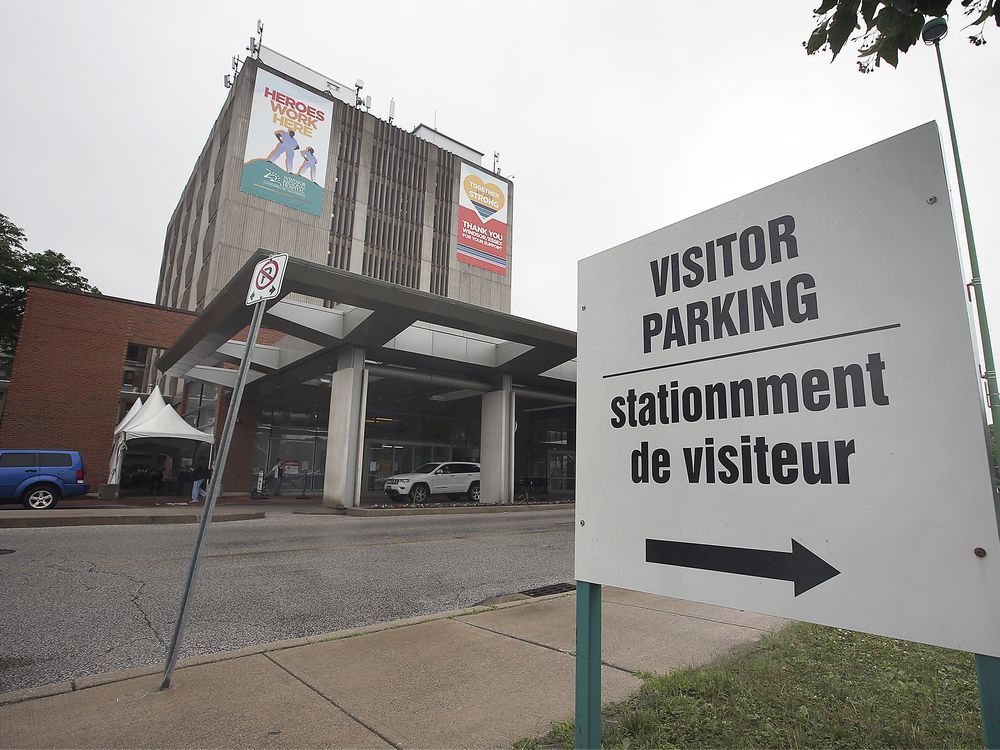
[0,588,786,749]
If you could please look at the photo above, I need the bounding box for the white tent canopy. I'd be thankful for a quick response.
[107,387,213,486]
[116,386,166,435]
[114,397,143,434]
[123,404,214,443]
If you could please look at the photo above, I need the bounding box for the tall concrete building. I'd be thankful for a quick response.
[157,47,513,314]
[142,47,575,508]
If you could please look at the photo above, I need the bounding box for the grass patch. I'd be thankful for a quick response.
[516,623,983,749]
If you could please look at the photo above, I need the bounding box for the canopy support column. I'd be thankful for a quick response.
[323,346,368,508]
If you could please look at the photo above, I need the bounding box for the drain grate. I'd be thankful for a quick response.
[0,549,14,556]
[520,582,576,598]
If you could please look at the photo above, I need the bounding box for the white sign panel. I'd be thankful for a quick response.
[246,254,288,306]
[576,123,1000,656]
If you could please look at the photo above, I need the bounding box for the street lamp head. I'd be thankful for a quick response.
[922,17,948,45]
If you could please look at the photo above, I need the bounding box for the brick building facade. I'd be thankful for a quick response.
[0,285,195,486]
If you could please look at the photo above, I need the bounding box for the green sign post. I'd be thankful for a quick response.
[575,581,602,749]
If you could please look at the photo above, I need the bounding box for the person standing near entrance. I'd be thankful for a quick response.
[270,458,285,496]
[148,458,164,496]
[162,453,175,495]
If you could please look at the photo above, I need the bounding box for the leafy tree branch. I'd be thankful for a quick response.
[805,0,997,72]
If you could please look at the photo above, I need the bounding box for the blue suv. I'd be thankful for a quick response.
[0,450,89,509]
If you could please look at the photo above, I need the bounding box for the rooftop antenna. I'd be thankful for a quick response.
[247,20,263,58]
[228,20,261,89]
[355,79,366,108]
[388,98,396,125]
[227,55,242,88]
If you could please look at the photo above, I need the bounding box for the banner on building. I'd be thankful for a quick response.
[240,68,332,216]
[456,164,509,275]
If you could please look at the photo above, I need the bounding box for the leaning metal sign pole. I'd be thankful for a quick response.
[159,300,264,688]
[160,253,287,689]
[574,125,1000,747]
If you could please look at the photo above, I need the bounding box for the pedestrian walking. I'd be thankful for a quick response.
[191,462,210,504]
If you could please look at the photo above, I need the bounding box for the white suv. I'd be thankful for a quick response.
[383,462,481,503]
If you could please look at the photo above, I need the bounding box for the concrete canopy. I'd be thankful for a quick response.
[158,251,577,403]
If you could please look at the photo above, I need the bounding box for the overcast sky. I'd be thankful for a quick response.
[1,1,997,334]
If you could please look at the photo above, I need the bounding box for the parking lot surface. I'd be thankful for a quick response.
[0,506,573,692]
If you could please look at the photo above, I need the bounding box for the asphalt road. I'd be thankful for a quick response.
[0,507,574,693]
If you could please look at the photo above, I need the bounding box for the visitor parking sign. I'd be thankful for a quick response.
[576,123,1000,656]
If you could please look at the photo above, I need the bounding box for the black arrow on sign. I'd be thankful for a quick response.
[645,538,840,596]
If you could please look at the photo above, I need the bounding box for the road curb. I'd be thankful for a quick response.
[0,591,574,707]
[0,681,76,706]
[318,502,575,517]
[0,510,266,529]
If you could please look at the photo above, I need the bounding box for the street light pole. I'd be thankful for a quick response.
[926,21,1000,444]
[923,18,1000,748]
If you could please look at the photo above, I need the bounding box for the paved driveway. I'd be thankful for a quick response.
[0,507,574,692]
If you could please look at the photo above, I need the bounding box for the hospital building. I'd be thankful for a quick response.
[0,46,577,507]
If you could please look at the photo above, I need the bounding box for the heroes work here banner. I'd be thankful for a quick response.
[240,68,332,216]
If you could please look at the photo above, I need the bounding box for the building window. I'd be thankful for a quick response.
[183,383,219,431]
[125,343,149,365]
[123,343,149,392]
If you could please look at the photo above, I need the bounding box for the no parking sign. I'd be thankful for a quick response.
[245,253,289,306]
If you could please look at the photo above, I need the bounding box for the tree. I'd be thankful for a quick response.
[0,213,99,351]
[805,0,998,72]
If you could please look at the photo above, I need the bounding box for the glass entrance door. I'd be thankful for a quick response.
[367,443,403,493]
[547,450,576,496]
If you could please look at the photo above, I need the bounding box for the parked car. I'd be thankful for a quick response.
[0,450,88,509]
[383,462,480,503]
